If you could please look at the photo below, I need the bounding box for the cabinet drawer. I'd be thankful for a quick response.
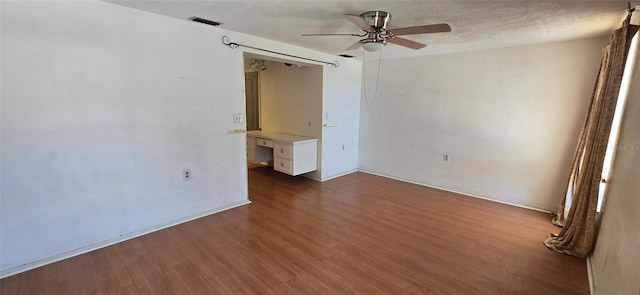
[256,138,273,148]
[274,157,293,175]
[274,143,293,159]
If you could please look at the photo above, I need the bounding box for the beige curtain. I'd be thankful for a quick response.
[544,19,639,258]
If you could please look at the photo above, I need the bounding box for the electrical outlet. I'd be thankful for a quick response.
[443,154,449,162]
[233,113,244,123]
[341,144,345,151]
[183,169,191,180]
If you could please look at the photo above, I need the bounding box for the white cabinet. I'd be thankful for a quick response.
[247,131,318,176]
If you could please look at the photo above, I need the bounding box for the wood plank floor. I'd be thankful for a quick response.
[1,164,589,294]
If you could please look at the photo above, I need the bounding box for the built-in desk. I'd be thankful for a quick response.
[246,131,318,176]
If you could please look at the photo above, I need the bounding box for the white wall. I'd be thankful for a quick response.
[0,0,248,274]
[358,37,609,211]
[260,61,323,139]
[590,32,640,295]
[0,0,361,275]
[321,61,362,180]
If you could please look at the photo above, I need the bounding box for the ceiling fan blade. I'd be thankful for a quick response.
[388,37,427,50]
[301,33,362,36]
[346,40,361,50]
[344,14,374,32]
[390,23,451,36]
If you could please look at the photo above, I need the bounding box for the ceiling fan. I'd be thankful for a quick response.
[302,11,451,52]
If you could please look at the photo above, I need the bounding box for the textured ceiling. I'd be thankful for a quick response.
[107,1,635,59]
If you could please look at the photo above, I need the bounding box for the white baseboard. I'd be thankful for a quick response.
[302,173,321,182]
[587,255,595,294]
[320,169,358,182]
[0,199,251,279]
[357,169,552,214]
[302,169,358,182]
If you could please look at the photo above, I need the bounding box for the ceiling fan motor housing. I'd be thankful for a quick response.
[361,11,391,31]
[300,10,449,51]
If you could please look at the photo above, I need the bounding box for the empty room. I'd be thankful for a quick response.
[1,1,639,294]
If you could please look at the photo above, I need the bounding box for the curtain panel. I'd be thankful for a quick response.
[544,19,639,258]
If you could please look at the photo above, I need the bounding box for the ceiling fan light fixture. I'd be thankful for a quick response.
[361,40,386,52]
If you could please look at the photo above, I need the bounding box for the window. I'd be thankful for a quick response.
[597,31,639,212]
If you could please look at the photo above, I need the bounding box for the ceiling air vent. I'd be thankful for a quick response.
[339,54,354,58]
[189,17,222,27]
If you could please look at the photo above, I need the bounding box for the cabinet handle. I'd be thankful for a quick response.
[263,140,266,145]
[280,148,284,153]
[280,162,284,167]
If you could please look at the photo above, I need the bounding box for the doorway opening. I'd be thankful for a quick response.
[242,53,324,184]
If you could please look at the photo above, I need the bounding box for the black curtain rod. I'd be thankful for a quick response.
[221,36,339,68]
